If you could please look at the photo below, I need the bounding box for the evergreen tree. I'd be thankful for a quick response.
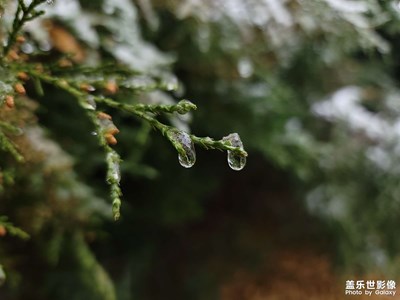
[1,1,400,299]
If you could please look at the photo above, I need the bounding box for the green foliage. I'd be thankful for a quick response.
[2,0,400,299]
[0,216,29,240]
[156,0,400,275]
[0,0,247,220]
[46,233,116,300]
[0,0,248,298]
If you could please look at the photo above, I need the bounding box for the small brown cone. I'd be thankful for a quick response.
[105,133,117,145]
[17,72,29,81]
[98,112,112,120]
[0,226,6,237]
[5,95,15,109]
[104,81,118,95]
[14,83,26,95]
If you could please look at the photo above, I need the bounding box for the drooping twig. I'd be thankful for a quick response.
[3,0,46,57]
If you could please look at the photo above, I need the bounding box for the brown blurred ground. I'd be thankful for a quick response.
[220,248,400,300]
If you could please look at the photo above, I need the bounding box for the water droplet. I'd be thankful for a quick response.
[173,131,196,168]
[223,133,246,171]
[91,131,98,136]
[46,0,54,4]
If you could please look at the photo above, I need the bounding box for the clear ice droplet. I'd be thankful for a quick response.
[174,131,196,168]
[223,133,246,171]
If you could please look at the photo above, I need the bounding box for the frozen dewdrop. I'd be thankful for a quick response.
[227,149,246,171]
[174,131,196,168]
[223,133,246,171]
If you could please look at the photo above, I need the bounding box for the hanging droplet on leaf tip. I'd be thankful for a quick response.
[227,151,246,171]
[223,133,247,171]
[178,152,196,168]
[173,131,196,168]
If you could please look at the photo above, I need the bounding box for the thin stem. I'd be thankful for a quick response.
[3,0,46,57]
[27,70,172,132]
[26,69,247,157]
[190,135,248,156]
[24,68,248,220]
[133,100,197,115]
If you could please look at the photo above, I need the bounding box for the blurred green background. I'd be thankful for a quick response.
[2,0,400,299]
